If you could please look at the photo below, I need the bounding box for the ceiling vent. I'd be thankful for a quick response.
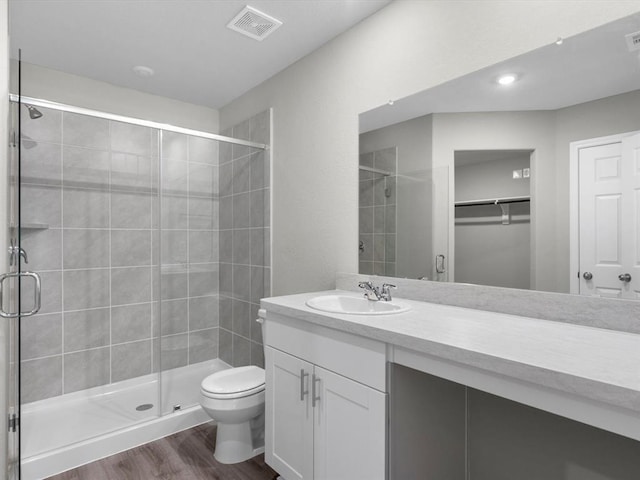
[227,5,282,42]
[625,30,640,52]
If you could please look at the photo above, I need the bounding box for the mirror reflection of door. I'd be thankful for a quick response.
[575,131,640,299]
[454,150,532,289]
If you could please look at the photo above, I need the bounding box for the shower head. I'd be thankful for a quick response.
[25,104,43,120]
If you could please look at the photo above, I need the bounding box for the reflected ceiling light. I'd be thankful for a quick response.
[497,74,517,86]
[133,65,155,77]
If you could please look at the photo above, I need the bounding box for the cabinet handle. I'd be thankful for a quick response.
[312,374,321,408]
[300,369,309,401]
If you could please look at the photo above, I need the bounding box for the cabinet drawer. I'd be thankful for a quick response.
[265,312,387,392]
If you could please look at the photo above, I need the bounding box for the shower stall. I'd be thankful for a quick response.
[6,90,271,479]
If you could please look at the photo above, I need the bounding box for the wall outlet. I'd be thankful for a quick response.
[513,169,523,179]
[523,168,530,178]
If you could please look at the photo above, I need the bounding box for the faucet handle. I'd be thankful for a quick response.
[358,281,380,300]
[380,283,397,301]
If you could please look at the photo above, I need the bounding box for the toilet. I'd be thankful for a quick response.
[200,312,267,464]
[200,365,266,464]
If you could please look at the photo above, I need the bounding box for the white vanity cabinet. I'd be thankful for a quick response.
[264,312,387,480]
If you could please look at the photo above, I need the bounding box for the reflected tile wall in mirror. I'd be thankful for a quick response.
[359,147,397,277]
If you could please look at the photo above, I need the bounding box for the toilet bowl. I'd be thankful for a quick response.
[200,365,266,464]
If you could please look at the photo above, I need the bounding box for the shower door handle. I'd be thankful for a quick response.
[0,271,42,318]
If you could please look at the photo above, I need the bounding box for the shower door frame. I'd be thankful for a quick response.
[5,90,22,480]
[8,95,268,151]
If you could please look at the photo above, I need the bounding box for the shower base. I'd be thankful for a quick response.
[20,358,229,480]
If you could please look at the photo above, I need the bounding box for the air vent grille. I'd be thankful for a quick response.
[227,5,282,41]
[625,30,640,52]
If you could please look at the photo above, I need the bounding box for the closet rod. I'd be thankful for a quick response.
[454,195,530,207]
[359,165,391,176]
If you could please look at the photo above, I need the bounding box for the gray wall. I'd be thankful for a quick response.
[468,389,640,480]
[455,153,531,289]
[219,1,639,296]
[454,154,530,202]
[389,364,466,480]
[390,365,640,480]
[455,202,531,289]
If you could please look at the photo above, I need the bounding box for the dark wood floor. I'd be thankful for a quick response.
[46,423,279,480]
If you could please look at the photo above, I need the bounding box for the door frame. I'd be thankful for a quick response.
[568,130,639,294]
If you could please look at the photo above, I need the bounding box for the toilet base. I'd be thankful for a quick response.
[213,422,265,464]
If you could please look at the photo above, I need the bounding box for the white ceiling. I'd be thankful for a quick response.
[360,11,640,133]
[9,0,391,109]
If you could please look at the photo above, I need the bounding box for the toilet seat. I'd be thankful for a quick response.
[201,366,265,400]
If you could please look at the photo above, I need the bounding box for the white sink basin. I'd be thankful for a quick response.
[305,295,410,315]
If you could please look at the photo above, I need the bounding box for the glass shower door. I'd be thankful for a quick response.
[17,95,163,475]
[158,130,224,413]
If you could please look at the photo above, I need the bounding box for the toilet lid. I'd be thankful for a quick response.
[201,366,265,395]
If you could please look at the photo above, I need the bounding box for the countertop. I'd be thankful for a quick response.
[261,289,640,414]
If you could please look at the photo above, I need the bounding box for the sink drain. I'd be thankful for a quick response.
[136,403,154,411]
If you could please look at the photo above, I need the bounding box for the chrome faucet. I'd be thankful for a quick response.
[358,281,397,301]
[358,281,378,300]
[380,283,396,301]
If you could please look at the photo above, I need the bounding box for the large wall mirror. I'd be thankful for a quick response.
[359,12,640,299]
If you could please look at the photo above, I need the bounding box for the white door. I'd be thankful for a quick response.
[622,132,640,299]
[265,347,314,480]
[578,132,640,298]
[313,366,386,480]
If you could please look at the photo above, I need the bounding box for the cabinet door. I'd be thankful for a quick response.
[266,347,314,480]
[313,366,386,480]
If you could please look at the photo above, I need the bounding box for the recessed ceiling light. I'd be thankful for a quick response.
[497,74,517,86]
[387,100,395,106]
[133,65,154,78]
[555,37,564,46]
